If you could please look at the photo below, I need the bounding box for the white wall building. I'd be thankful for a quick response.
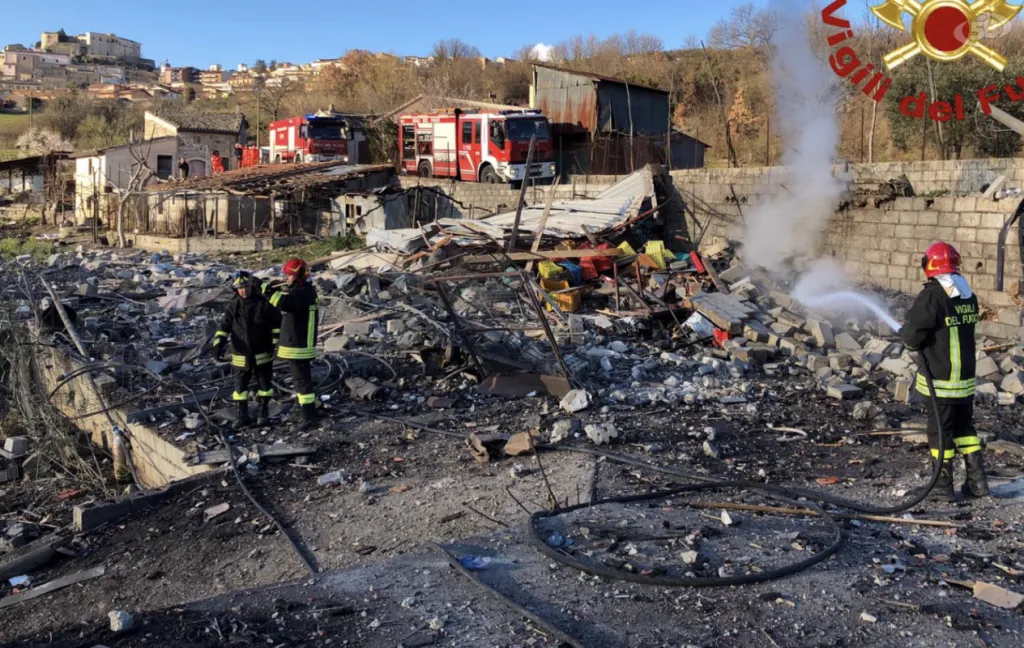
[72,137,178,225]
[80,33,141,60]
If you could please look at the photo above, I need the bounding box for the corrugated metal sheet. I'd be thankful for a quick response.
[533,66,598,135]
[598,83,670,136]
[533,65,670,138]
[436,166,655,242]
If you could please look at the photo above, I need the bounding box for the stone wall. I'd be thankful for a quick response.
[671,160,1024,308]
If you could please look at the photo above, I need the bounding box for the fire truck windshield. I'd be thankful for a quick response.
[308,121,346,140]
[505,119,549,141]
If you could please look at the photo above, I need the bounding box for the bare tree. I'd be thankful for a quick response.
[102,141,155,248]
[430,39,482,62]
[862,0,897,163]
[708,3,779,67]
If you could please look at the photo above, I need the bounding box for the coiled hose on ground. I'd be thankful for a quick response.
[383,356,952,588]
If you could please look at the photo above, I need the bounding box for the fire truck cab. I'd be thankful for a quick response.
[399,109,556,184]
[269,110,361,164]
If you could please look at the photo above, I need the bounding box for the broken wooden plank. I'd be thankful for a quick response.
[988,440,1024,458]
[185,444,316,466]
[0,565,106,609]
[125,388,229,423]
[465,249,620,264]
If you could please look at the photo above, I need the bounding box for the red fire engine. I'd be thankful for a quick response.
[268,109,362,164]
[399,109,556,184]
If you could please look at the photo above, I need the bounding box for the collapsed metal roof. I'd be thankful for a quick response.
[438,164,655,241]
[365,166,657,254]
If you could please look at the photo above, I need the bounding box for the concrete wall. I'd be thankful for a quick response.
[672,159,1024,307]
[36,346,210,488]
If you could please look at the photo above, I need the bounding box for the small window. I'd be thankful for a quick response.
[473,122,479,144]
[401,125,415,159]
[156,155,173,179]
[462,121,472,145]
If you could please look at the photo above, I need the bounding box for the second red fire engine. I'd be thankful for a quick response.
[399,109,556,184]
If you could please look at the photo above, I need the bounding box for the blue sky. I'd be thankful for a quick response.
[1,0,768,69]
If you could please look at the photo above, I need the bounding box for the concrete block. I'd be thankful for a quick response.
[1001,371,1024,395]
[808,320,835,349]
[770,322,795,337]
[779,337,801,356]
[806,354,830,371]
[3,436,29,457]
[999,392,1018,406]
[829,354,852,371]
[835,332,862,351]
[827,384,863,400]
[345,321,373,337]
[975,355,1001,378]
[744,321,771,343]
[74,500,131,532]
[879,357,912,375]
[999,308,1023,327]
[894,379,912,403]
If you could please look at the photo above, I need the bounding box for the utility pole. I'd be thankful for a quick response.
[256,86,261,150]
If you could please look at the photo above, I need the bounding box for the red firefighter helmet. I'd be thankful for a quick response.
[282,257,308,281]
[921,241,961,278]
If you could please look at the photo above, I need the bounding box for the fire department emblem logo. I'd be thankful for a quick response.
[870,0,1021,71]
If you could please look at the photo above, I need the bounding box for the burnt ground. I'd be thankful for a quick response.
[2,382,1024,647]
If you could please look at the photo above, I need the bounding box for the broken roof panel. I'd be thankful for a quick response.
[146,163,393,196]
[437,165,655,242]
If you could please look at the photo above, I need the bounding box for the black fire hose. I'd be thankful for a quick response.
[379,354,953,589]
[995,195,1024,291]
[526,355,952,587]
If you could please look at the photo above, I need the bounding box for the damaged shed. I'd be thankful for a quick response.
[124,162,398,253]
[531,63,708,175]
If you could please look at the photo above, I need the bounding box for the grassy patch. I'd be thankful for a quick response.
[0,237,54,260]
[232,234,366,267]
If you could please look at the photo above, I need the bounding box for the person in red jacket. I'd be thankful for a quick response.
[211,150,225,175]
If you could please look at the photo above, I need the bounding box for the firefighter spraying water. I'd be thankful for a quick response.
[793,241,989,503]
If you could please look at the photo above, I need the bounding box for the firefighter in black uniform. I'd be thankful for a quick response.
[901,241,989,501]
[265,257,320,430]
[213,271,282,429]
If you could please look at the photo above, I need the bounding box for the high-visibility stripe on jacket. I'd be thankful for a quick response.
[215,289,281,371]
[901,276,978,402]
[267,282,319,361]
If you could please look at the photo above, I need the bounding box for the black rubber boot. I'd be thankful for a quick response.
[299,403,319,431]
[257,397,271,426]
[963,453,990,498]
[234,401,251,430]
[928,460,956,502]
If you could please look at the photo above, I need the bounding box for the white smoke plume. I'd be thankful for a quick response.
[742,0,844,272]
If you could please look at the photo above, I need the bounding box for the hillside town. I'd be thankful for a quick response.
[2,4,1024,647]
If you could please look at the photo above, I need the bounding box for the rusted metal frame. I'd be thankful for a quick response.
[432,279,486,375]
[506,134,538,253]
[520,271,574,382]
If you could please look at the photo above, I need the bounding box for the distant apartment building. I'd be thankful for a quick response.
[309,58,346,73]
[228,72,258,90]
[1,49,71,80]
[199,69,229,85]
[401,55,433,68]
[41,31,142,62]
[160,63,198,85]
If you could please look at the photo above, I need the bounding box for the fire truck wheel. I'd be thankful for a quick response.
[274,155,281,164]
[480,165,500,184]
[417,161,432,178]
[295,154,303,164]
